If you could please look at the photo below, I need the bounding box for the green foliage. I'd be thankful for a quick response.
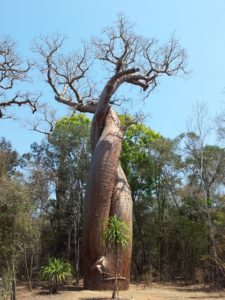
[0,176,35,264]
[0,269,13,300]
[103,215,130,298]
[0,138,19,177]
[54,113,91,129]
[23,113,91,282]
[40,257,73,294]
[120,115,160,173]
[49,113,91,152]
[0,140,36,299]
[120,116,160,199]
[120,117,184,279]
[104,215,130,251]
[165,213,209,279]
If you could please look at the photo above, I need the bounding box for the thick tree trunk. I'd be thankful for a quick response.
[83,108,132,290]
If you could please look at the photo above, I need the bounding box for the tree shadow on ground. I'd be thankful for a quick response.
[36,284,83,295]
[61,284,83,291]
[189,297,224,299]
[173,285,224,293]
[169,283,225,298]
[80,298,130,300]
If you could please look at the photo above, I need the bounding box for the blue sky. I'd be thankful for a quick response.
[1,0,225,153]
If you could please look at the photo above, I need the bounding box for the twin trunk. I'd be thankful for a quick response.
[83,108,132,290]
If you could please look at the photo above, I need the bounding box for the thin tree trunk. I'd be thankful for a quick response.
[11,259,16,300]
[112,245,119,299]
[159,190,166,281]
[24,250,32,291]
[29,251,34,283]
[74,220,80,284]
[67,227,72,260]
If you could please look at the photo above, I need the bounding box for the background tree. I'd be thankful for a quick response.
[120,121,185,280]
[0,37,39,119]
[179,103,225,282]
[23,114,90,283]
[0,139,36,300]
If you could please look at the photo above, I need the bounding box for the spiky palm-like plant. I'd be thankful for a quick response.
[104,215,130,299]
[40,257,73,294]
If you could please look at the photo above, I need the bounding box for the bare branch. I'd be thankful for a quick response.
[0,37,30,90]
[0,92,39,111]
[26,104,57,135]
[120,111,145,132]
[33,34,94,110]
[36,16,188,116]
[0,36,39,119]
[91,16,187,111]
[92,15,141,74]
[0,92,41,119]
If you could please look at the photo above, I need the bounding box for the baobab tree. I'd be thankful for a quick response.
[34,16,187,290]
[0,37,39,119]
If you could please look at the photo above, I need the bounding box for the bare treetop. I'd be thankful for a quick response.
[33,34,95,110]
[92,16,142,73]
[34,16,188,115]
[0,36,39,119]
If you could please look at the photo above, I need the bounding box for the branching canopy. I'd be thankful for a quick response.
[33,16,188,116]
[0,37,39,119]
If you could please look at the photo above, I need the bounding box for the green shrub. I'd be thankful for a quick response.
[40,257,73,294]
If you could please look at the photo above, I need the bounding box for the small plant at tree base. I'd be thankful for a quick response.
[40,257,73,294]
[104,215,130,299]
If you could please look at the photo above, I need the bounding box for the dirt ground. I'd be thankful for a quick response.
[17,282,225,300]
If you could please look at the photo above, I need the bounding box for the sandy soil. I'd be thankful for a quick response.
[16,282,225,300]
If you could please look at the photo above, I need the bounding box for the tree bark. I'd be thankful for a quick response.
[83,108,132,290]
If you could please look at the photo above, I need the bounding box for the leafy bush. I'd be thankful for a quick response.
[40,257,73,294]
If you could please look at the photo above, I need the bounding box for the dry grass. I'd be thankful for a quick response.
[17,282,225,300]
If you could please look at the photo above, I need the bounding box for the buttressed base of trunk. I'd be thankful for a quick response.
[83,108,132,290]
